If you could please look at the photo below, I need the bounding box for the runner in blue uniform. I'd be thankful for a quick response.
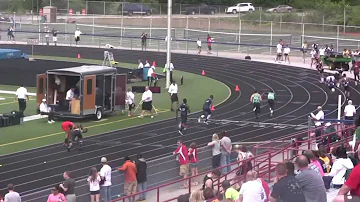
[176,98,190,136]
[198,95,213,125]
[326,75,336,92]
[250,90,262,119]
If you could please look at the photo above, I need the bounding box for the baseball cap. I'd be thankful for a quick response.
[42,99,46,102]
[101,157,107,163]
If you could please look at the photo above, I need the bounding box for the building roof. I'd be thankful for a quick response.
[47,65,117,75]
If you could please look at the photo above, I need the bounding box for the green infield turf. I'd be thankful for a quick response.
[0,56,230,155]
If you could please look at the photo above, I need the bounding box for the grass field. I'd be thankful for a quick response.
[0,56,230,155]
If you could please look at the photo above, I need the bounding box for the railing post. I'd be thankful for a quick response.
[186,40,188,54]
[268,152,271,182]
[157,188,160,202]
[216,43,219,56]
[131,38,133,50]
[98,36,100,48]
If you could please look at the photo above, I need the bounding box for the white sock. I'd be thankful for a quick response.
[206,114,211,121]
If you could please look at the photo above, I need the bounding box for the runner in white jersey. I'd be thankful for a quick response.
[310,49,317,68]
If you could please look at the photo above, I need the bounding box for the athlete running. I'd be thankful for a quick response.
[267,91,275,116]
[198,95,213,125]
[177,98,190,136]
[250,90,262,119]
[315,57,324,83]
[326,75,336,92]
[341,74,350,99]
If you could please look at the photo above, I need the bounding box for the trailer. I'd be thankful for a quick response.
[36,65,127,120]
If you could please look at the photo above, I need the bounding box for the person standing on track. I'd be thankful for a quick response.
[250,90,262,119]
[207,34,212,54]
[62,121,74,148]
[138,86,154,119]
[177,98,190,136]
[267,91,275,116]
[353,63,359,86]
[198,95,214,125]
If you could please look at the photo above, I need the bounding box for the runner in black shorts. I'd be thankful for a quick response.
[67,125,87,151]
[177,98,190,136]
[316,57,324,82]
[341,74,350,98]
[198,95,213,125]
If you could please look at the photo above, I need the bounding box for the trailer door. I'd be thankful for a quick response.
[83,75,96,114]
[36,74,46,107]
[115,74,127,110]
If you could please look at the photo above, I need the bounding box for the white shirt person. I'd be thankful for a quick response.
[138,86,154,118]
[344,100,356,119]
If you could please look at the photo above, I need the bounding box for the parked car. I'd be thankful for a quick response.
[185,4,217,15]
[266,5,293,13]
[0,15,11,22]
[120,3,152,16]
[225,3,255,14]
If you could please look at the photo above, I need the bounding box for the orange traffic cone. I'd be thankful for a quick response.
[211,105,215,111]
[202,70,206,76]
[77,54,81,59]
[152,61,156,67]
[235,85,240,92]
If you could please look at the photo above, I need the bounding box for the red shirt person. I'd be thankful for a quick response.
[62,121,74,145]
[173,140,190,188]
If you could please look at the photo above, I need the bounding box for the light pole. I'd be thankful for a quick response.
[165,0,172,89]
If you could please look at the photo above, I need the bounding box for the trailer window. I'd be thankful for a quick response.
[39,78,44,94]
[87,79,93,95]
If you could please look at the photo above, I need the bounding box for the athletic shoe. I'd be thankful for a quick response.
[253,107,256,111]
[138,115,143,118]
[51,120,55,123]
[198,117,201,123]
[151,116,154,118]
[178,130,184,136]
[48,121,52,124]
[204,121,209,125]
[271,110,273,114]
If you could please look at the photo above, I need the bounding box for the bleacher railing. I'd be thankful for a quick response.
[113,120,355,202]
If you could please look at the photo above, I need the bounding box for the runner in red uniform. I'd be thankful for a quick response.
[62,121,74,147]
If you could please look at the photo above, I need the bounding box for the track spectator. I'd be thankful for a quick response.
[222,180,239,202]
[208,133,221,169]
[47,185,66,202]
[269,163,305,202]
[39,98,55,123]
[285,161,296,176]
[60,171,76,202]
[87,167,101,202]
[141,33,147,51]
[324,145,354,190]
[189,189,204,202]
[295,155,327,202]
[173,140,190,188]
[284,45,290,64]
[236,145,254,176]
[189,142,199,186]
[344,100,356,124]
[100,157,112,202]
[318,146,332,174]
[203,169,221,190]
[164,62,175,83]
[203,188,218,202]
[303,150,324,176]
[238,171,267,202]
[118,156,137,202]
[135,154,147,201]
[144,60,150,68]
[220,132,232,174]
[4,184,21,202]
[138,60,144,69]
[126,88,135,117]
[74,28,82,46]
[15,85,29,114]
[335,162,360,202]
